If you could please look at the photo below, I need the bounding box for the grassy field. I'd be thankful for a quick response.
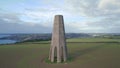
[0,38,120,68]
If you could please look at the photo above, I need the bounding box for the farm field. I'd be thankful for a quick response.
[0,38,120,68]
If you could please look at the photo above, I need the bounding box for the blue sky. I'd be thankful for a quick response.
[0,0,120,33]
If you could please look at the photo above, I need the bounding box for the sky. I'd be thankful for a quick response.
[0,0,120,33]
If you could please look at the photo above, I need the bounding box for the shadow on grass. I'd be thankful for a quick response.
[68,44,103,61]
[44,56,73,64]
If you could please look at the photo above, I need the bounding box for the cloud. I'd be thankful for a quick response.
[0,13,52,33]
[0,13,22,23]
[98,0,120,10]
[63,0,120,33]
[0,0,120,33]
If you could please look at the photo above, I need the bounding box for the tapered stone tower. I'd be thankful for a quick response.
[49,15,68,63]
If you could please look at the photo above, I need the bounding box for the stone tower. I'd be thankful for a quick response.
[49,15,68,63]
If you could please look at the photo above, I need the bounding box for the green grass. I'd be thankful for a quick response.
[0,38,120,68]
[67,38,120,42]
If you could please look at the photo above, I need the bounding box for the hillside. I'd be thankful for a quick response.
[0,38,120,68]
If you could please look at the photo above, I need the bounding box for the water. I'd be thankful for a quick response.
[0,34,17,44]
[0,40,16,44]
[0,34,10,38]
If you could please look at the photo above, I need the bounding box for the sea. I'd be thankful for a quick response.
[0,34,17,44]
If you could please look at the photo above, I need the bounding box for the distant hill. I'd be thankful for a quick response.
[0,33,120,42]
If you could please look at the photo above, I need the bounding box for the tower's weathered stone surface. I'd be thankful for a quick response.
[49,15,68,63]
